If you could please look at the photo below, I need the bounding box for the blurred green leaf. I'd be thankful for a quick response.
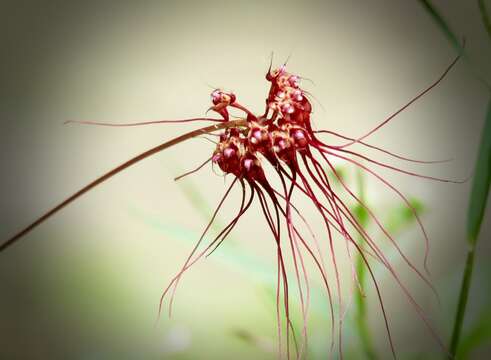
[457,263,491,358]
[231,328,276,355]
[418,0,491,92]
[328,165,348,186]
[232,328,258,346]
[385,197,425,235]
[449,96,491,354]
[478,0,491,42]
[352,204,369,227]
[417,0,463,54]
[467,97,491,245]
[458,309,491,359]
[127,204,277,284]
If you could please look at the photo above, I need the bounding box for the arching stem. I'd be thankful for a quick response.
[1,119,248,253]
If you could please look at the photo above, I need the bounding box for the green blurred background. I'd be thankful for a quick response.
[1,1,490,359]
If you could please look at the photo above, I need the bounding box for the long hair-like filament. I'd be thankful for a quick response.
[314,129,452,164]
[1,119,248,253]
[174,156,213,181]
[65,117,224,127]
[275,170,310,359]
[158,181,255,320]
[158,177,239,319]
[255,183,294,359]
[331,54,460,148]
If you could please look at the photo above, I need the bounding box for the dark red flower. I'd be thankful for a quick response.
[155,58,462,359]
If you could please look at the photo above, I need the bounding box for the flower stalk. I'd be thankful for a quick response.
[0,118,247,253]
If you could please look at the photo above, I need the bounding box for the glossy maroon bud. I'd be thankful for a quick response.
[223,147,235,159]
[211,89,222,105]
[228,128,241,138]
[241,154,266,182]
[212,153,221,163]
[292,128,308,149]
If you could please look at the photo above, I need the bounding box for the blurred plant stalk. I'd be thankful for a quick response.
[353,168,377,360]
[418,1,491,358]
[449,97,491,359]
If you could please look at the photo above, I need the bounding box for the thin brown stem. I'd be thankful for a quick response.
[1,119,247,253]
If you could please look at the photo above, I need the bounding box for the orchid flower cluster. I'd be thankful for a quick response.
[1,57,461,359]
[158,60,460,359]
[211,66,312,181]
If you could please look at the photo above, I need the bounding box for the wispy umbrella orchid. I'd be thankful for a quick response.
[1,55,463,359]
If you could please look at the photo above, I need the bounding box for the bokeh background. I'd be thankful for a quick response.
[1,1,490,359]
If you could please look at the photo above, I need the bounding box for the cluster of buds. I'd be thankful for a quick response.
[267,65,304,116]
[211,66,313,184]
[212,121,310,181]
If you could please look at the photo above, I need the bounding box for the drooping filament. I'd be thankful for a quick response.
[156,56,461,359]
